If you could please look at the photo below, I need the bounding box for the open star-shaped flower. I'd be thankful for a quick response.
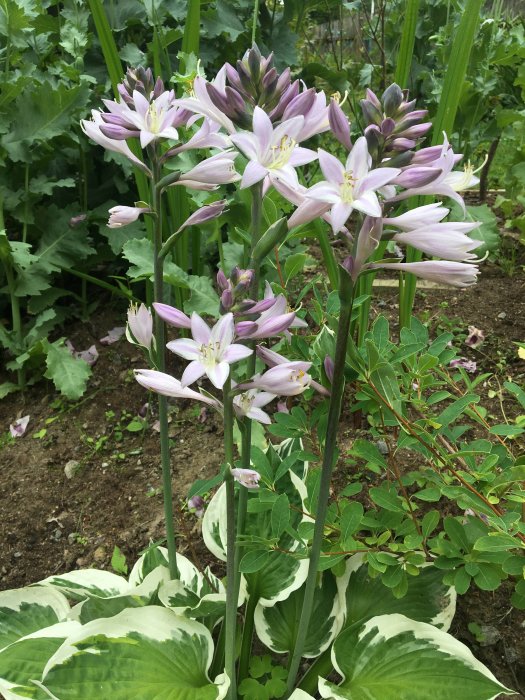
[167,312,252,389]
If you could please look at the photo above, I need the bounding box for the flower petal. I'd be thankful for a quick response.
[207,361,230,389]
[166,338,201,360]
[181,361,207,387]
[191,312,211,345]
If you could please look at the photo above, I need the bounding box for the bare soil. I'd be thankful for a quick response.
[1,252,524,698]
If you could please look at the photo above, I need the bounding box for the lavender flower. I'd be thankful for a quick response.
[126,303,154,350]
[231,468,261,488]
[241,361,312,396]
[188,495,205,517]
[107,205,150,228]
[167,312,252,389]
[134,369,221,407]
[233,387,275,424]
[288,138,400,233]
[173,152,240,191]
[230,107,317,190]
[153,303,191,329]
[174,200,228,234]
[368,260,479,287]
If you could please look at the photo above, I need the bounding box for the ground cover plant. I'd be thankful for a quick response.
[1,2,524,700]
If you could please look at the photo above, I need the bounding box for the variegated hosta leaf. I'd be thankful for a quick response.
[254,569,345,658]
[158,569,227,624]
[318,613,514,700]
[289,691,316,700]
[38,568,129,601]
[128,545,169,586]
[0,621,80,700]
[40,606,229,700]
[203,470,310,607]
[73,565,171,624]
[340,554,456,632]
[0,587,70,651]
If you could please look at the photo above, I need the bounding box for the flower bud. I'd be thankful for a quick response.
[382,83,403,116]
[127,303,153,349]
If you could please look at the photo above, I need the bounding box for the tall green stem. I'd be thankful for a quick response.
[223,378,237,700]
[152,172,179,580]
[232,182,263,676]
[285,267,354,696]
[1,197,24,389]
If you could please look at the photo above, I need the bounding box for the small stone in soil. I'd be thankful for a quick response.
[497,312,507,319]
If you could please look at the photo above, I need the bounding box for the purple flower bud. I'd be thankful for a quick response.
[411,145,444,165]
[99,123,140,141]
[394,167,442,188]
[398,123,432,139]
[324,355,334,383]
[382,83,403,116]
[283,89,316,119]
[381,118,396,136]
[239,297,276,314]
[175,201,227,234]
[365,88,381,110]
[235,321,259,337]
[390,137,417,151]
[341,255,355,276]
[153,302,191,329]
[153,76,165,99]
[231,468,261,489]
[221,288,234,311]
[217,269,229,291]
[328,99,352,151]
[360,99,382,126]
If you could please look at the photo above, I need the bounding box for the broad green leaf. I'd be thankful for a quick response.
[1,82,91,162]
[0,588,70,651]
[271,494,290,538]
[339,502,363,543]
[370,363,402,413]
[44,340,92,400]
[319,614,513,699]
[473,534,523,552]
[436,394,480,431]
[40,607,229,699]
[254,570,344,658]
[0,621,80,700]
[341,556,456,632]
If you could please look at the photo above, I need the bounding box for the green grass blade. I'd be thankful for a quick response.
[87,0,123,94]
[394,0,420,88]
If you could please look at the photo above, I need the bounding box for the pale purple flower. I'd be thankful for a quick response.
[175,201,227,234]
[175,70,236,135]
[368,260,479,287]
[256,344,330,397]
[188,495,205,517]
[107,205,150,229]
[153,303,191,329]
[81,111,151,174]
[291,90,330,142]
[450,358,477,373]
[126,303,153,349]
[393,222,481,262]
[166,118,231,156]
[288,138,400,233]
[231,468,261,488]
[233,386,275,424]
[389,136,467,211]
[135,369,221,407]
[174,152,240,191]
[10,415,29,438]
[103,89,181,148]
[99,326,126,345]
[230,107,317,190]
[66,340,99,366]
[465,325,485,348]
[241,361,312,396]
[382,202,449,231]
[167,312,252,389]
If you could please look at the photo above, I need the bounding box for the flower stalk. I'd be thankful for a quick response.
[152,168,179,580]
[285,265,355,696]
[222,377,237,700]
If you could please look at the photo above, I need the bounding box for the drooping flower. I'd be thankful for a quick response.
[368,260,479,287]
[81,111,151,174]
[382,202,449,231]
[126,303,154,350]
[134,369,222,408]
[240,361,312,396]
[392,222,481,262]
[288,138,400,233]
[167,312,252,389]
[174,200,228,234]
[107,205,150,228]
[173,152,241,191]
[230,107,317,190]
[231,468,261,488]
[256,345,330,397]
[233,386,275,424]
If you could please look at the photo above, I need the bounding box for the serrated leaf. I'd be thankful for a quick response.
[44,340,91,400]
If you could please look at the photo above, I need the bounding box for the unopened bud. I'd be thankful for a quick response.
[382,83,403,117]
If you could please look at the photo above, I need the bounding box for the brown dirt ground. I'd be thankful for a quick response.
[1,245,524,698]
